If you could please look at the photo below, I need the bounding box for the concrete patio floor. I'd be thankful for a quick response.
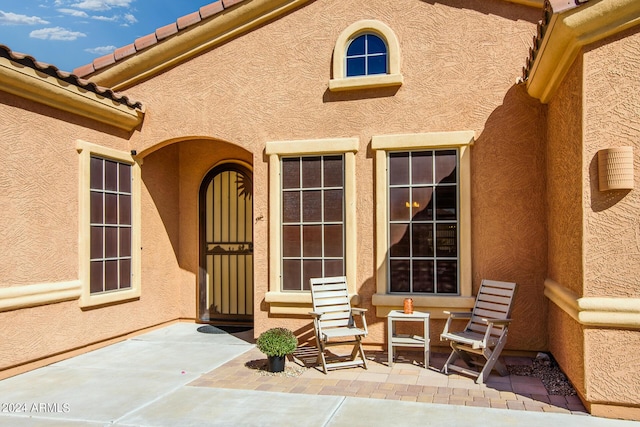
[0,322,638,426]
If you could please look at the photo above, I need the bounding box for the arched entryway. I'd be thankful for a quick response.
[198,163,253,325]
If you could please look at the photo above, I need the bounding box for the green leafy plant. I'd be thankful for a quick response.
[256,327,298,357]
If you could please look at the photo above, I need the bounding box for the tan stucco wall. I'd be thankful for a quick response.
[545,53,586,394]
[546,26,640,415]
[582,26,640,299]
[118,0,545,350]
[0,93,181,372]
[580,27,640,412]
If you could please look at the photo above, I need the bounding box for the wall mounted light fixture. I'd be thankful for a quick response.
[598,146,634,191]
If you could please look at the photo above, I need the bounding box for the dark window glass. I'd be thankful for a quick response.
[389,188,410,221]
[324,260,344,278]
[282,158,300,189]
[90,192,103,224]
[120,259,131,289]
[120,228,131,257]
[303,260,323,290]
[346,57,365,77]
[89,157,132,294]
[324,190,343,222]
[346,34,388,77]
[347,35,365,56]
[281,156,345,291]
[119,163,131,193]
[105,227,118,258]
[388,150,459,295]
[119,194,131,225]
[105,260,118,291]
[105,160,118,191]
[302,225,322,257]
[389,153,409,185]
[90,261,103,294]
[411,152,433,185]
[90,226,103,259]
[282,192,300,223]
[324,225,343,257]
[302,191,322,222]
[302,157,321,188]
[413,260,434,293]
[436,260,457,294]
[282,259,301,291]
[323,156,343,187]
[368,55,387,75]
[282,225,300,257]
[105,194,118,224]
[90,157,103,190]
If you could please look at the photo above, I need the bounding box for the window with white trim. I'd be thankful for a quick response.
[89,156,133,294]
[281,155,345,291]
[264,138,358,314]
[371,132,475,317]
[329,20,402,92]
[77,140,141,308]
[387,150,458,294]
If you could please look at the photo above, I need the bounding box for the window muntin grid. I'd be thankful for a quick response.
[387,150,459,294]
[89,156,132,294]
[281,155,345,291]
[346,33,388,77]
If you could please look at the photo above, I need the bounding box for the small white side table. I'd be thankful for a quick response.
[387,310,430,368]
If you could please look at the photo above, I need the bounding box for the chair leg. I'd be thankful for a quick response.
[314,333,328,374]
[354,338,368,369]
[476,334,509,384]
[441,347,460,374]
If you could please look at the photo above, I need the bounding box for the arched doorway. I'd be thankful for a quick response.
[198,163,253,324]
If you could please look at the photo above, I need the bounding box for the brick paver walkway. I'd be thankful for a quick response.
[190,346,587,415]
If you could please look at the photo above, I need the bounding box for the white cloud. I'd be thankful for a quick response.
[91,15,118,22]
[58,8,89,18]
[30,26,87,41]
[85,45,116,55]
[122,13,136,25]
[0,10,50,25]
[70,0,133,12]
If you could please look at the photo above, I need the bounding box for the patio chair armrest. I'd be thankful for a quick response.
[309,311,322,319]
[441,311,471,338]
[351,308,368,335]
[480,318,512,325]
[444,311,472,319]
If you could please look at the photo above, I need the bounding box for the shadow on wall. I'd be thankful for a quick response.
[471,83,548,351]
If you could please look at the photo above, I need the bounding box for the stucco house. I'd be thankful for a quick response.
[1,0,638,420]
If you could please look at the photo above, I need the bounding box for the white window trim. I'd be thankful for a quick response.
[329,20,403,92]
[371,132,475,319]
[76,140,141,308]
[264,138,358,314]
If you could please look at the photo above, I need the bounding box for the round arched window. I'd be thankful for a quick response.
[345,33,388,77]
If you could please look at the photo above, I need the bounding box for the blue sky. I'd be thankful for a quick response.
[0,0,214,72]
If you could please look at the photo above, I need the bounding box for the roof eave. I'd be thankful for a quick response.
[527,0,640,103]
[0,57,144,131]
[88,0,312,91]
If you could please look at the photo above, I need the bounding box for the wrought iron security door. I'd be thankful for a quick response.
[199,164,253,324]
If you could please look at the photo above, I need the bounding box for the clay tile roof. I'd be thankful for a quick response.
[73,0,245,78]
[0,44,143,110]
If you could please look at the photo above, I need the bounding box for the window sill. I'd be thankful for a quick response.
[371,293,475,319]
[265,291,361,315]
[328,73,403,92]
[79,287,141,309]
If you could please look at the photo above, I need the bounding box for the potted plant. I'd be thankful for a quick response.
[256,327,298,373]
